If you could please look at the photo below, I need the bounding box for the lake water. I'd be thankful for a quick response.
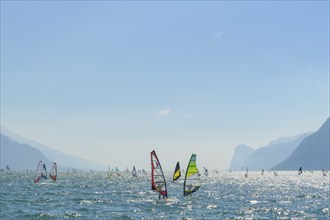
[0,171,329,219]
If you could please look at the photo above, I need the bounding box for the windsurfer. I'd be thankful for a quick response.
[34,176,41,183]
[158,192,167,200]
[322,168,327,176]
[49,174,56,181]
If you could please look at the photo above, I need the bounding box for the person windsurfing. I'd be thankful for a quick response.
[150,150,168,200]
[49,162,57,181]
[245,167,248,178]
[322,168,327,176]
[158,193,167,200]
[298,166,302,175]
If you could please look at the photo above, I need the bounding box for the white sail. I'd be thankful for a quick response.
[34,161,47,183]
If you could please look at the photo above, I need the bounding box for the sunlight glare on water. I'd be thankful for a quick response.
[0,171,329,219]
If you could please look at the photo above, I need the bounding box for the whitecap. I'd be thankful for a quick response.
[206,204,217,209]
[249,200,259,204]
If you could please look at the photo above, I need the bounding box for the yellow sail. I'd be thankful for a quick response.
[173,162,181,181]
[183,154,201,196]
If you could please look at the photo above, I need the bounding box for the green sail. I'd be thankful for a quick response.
[183,154,201,196]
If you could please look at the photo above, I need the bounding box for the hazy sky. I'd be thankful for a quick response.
[1,1,329,171]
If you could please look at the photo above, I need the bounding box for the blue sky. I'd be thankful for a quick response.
[1,1,329,170]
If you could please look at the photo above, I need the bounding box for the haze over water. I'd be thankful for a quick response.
[1,1,329,170]
[1,171,329,219]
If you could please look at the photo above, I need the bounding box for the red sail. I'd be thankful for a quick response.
[150,150,168,198]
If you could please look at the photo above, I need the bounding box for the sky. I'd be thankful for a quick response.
[1,1,329,171]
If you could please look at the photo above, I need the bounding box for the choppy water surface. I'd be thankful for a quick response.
[1,171,329,219]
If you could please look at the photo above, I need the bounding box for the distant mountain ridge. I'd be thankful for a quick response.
[229,118,329,171]
[1,127,106,171]
[273,118,330,170]
[0,134,52,170]
[242,133,311,170]
[229,144,254,170]
[229,133,310,171]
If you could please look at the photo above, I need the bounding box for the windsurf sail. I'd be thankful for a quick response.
[124,167,129,173]
[115,167,121,176]
[322,168,327,176]
[49,162,57,181]
[107,165,112,179]
[150,150,168,199]
[204,167,208,177]
[183,154,201,196]
[5,165,12,175]
[173,162,181,181]
[273,169,278,176]
[245,167,248,178]
[34,161,47,183]
[132,165,137,177]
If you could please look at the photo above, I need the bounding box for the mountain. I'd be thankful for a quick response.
[0,134,52,170]
[229,132,311,171]
[229,144,255,170]
[1,127,107,171]
[273,118,330,170]
[242,133,310,170]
